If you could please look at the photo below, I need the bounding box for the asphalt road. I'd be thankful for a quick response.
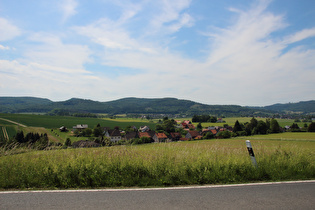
[1,181,314,210]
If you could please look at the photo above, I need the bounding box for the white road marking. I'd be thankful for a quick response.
[1,180,314,194]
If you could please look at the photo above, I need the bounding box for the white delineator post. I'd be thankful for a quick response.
[246,140,258,168]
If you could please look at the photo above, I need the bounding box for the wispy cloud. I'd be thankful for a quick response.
[0,45,10,50]
[284,28,315,44]
[25,32,91,70]
[148,0,194,34]
[59,0,78,22]
[0,18,21,41]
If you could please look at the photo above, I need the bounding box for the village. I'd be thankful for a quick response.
[68,119,233,147]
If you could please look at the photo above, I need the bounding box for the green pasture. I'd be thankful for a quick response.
[0,137,314,189]
[197,117,310,128]
[245,132,315,141]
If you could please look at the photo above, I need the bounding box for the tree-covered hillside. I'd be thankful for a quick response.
[263,100,315,113]
[0,96,314,117]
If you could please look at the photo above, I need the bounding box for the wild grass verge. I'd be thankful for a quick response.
[0,140,314,190]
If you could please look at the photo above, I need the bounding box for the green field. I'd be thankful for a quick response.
[196,117,311,128]
[0,135,314,190]
[0,113,157,130]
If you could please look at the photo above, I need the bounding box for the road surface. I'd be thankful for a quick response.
[1,181,314,209]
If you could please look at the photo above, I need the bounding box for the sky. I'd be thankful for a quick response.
[0,0,315,106]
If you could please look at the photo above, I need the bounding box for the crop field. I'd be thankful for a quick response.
[0,113,157,130]
[0,126,17,140]
[0,135,314,190]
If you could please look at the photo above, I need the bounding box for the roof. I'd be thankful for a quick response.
[125,131,139,140]
[155,133,167,139]
[72,140,100,148]
[73,124,88,129]
[139,132,155,138]
[210,129,217,135]
[110,129,121,136]
[188,130,200,138]
[170,132,181,138]
[187,124,195,129]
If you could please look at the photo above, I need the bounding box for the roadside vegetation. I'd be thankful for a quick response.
[0,138,314,189]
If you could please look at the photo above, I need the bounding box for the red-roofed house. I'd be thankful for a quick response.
[169,132,182,141]
[153,133,168,142]
[185,130,202,140]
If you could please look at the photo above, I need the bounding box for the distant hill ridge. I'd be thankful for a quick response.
[0,96,314,116]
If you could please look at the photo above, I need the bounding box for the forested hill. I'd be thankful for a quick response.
[0,97,314,116]
[263,100,315,113]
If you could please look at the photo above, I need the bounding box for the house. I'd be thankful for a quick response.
[139,126,150,132]
[169,132,182,141]
[180,123,188,129]
[59,126,68,132]
[72,140,100,148]
[73,124,88,130]
[216,118,225,123]
[185,130,202,140]
[153,133,168,142]
[202,129,218,136]
[187,124,195,130]
[124,131,139,140]
[105,129,122,143]
[139,131,156,141]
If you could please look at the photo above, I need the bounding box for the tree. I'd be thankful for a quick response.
[290,123,300,132]
[84,128,93,137]
[197,122,202,130]
[217,131,231,139]
[65,138,72,147]
[15,130,25,143]
[308,122,315,132]
[250,117,258,130]
[93,126,103,137]
[233,120,243,132]
[204,131,214,139]
[256,120,268,134]
[270,119,281,133]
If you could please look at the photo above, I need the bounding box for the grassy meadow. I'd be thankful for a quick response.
[0,134,314,190]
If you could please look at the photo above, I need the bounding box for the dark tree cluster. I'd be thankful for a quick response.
[192,115,217,123]
[233,118,281,136]
[14,131,49,149]
[155,118,177,135]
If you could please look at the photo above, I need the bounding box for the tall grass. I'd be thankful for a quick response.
[0,139,314,190]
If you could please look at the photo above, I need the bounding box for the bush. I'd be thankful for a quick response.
[216,131,231,139]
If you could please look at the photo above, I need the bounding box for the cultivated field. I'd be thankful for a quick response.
[0,113,157,130]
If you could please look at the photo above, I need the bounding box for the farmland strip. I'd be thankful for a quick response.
[0,118,27,127]
[2,127,9,140]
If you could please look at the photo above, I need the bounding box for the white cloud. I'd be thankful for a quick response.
[0,17,21,41]
[149,0,194,34]
[0,45,10,50]
[25,32,91,70]
[0,59,99,100]
[74,18,157,54]
[284,28,315,44]
[59,0,78,22]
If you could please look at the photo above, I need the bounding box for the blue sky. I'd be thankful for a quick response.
[1,0,315,106]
